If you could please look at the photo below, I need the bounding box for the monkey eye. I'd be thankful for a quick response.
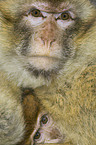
[41,114,48,125]
[34,131,41,140]
[30,9,42,17]
[60,12,70,20]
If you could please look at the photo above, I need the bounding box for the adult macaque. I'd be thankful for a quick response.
[0,0,96,145]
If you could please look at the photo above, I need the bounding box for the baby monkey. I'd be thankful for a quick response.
[30,112,64,145]
[18,89,64,145]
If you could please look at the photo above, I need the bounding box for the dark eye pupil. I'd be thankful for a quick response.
[63,14,67,17]
[32,9,40,17]
[61,13,69,20]
[34,11,38,15]
[34,131,41,140]
[41,115,48,124]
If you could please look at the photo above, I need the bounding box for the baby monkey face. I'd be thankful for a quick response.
[30,112,64,145]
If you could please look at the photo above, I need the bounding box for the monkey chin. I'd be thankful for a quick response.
[27,56,62,79]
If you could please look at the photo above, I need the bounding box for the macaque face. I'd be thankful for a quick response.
[0,0,93,86]
[20,1,77,74]
[0,0,79,81]
[30,113,64,145]
[21,1,76,74]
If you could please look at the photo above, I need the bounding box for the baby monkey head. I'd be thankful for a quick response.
[30,112,64,145]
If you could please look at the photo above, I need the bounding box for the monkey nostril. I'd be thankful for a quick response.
[50,128,61,139]
[49,39,56,47]
[40,37,56,48]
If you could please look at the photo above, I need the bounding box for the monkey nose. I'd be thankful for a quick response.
[41,38,56,49]
[50,128,61,139]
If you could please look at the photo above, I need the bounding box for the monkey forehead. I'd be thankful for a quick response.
[24,1,73,13]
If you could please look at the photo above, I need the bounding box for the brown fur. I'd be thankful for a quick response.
[17,90,40,145]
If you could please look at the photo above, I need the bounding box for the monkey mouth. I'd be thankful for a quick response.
[28,55,60,61]
[27,55,60,70]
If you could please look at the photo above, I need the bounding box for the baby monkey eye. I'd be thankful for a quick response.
[31,9,42,17]
[34,131,41,140]
[61,12,70,20]
[41,114,48,125]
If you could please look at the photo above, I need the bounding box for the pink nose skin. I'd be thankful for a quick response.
[40,37,56,49]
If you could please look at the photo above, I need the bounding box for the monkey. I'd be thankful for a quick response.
[0,0,96,145]
[30,112,64,145]
[17,89,64,145]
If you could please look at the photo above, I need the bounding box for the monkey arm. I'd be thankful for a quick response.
[0,72,24,145]
[64,64,96,144]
